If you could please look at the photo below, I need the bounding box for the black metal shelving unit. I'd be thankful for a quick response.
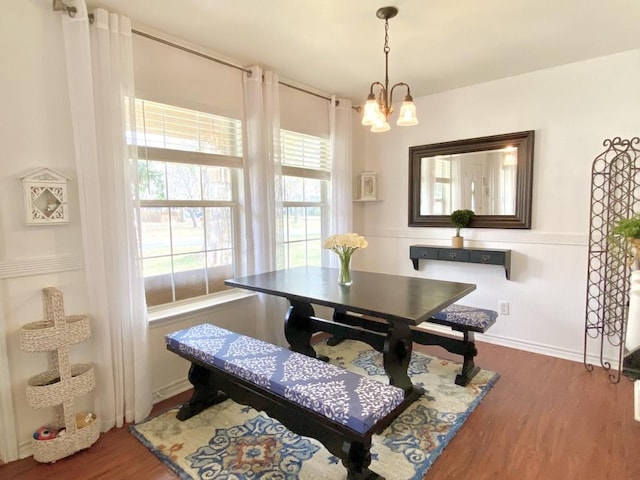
[584,137,640,383]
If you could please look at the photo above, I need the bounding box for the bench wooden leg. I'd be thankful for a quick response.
[326,335,346,346]
[176,363,229,421]
[342,440,383,480]
[455,331,480,387]
[409,327,482,387]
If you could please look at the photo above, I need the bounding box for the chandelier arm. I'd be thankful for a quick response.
[368,81,386,96]
[389,82,411,106]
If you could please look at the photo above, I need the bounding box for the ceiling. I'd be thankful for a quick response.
[88,0,640,103]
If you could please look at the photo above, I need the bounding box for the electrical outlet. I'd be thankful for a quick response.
[499,301,510,315]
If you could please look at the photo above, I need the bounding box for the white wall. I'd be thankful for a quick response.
[0,1,259,461]
[353,49,640,362]
[0,0,88,462]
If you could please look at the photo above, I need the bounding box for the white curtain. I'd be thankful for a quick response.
[0,296,17,461]
[61,2,152,430]
[451,157,463,211]
[327,96,353,267]
[420,158,435,215]
[242,66,287,345]
[627,270,640,353]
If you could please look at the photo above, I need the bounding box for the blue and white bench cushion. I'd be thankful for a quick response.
[430,304,498,332]
[165,324,405,435]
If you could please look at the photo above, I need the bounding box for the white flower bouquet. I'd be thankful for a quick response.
[323,233,368,285]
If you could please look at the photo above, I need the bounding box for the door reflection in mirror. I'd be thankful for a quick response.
[419,147,518,216]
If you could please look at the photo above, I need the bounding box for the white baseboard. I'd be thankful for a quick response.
[152,378,192,404]
[414,323,618,369]
[478,332,619,369]
[635,381,640,422]
[479,332,579,361]
[16,440,32,460]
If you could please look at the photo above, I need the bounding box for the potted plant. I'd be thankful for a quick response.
[450,209,474,248]
[612,214,640,268]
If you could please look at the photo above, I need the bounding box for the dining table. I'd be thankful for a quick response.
[225,265,476,408]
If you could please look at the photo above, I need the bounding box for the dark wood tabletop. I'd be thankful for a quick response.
[225,266,476,325]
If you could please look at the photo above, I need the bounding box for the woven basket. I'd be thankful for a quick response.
[26,363,95,409]
[32,417,100,463]
[20,315,90,352]
[21,287,100,462]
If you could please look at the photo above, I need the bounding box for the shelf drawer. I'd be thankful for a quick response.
[410,246,439,260]
[469,250,506,265]
[438,249,469,262]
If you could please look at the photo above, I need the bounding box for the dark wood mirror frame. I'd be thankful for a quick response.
[408,130,535,229]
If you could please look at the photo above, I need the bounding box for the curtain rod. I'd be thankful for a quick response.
[53,3,358,109]
[131,29,338,105]
[132,29,253,76]
[53,0,77,17]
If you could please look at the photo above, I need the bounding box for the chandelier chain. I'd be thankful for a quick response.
[384,19,390,54]
[383,18,390,100]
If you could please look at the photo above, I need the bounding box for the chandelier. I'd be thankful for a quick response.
[361,6,418,132]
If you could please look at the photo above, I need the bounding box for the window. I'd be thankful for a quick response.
[280,129,330,269]
[133,99,243,307]
[433,157,452,215]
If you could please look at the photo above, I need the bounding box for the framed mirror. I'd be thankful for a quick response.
[408,130,534,229]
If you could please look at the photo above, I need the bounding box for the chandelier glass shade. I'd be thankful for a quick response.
[361,6,418,132]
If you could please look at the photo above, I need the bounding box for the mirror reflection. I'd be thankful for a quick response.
[408,130,534,229]
[419,147,518,216]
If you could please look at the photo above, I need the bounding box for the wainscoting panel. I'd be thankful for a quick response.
[0,255,84,279]
[0,254,85,462]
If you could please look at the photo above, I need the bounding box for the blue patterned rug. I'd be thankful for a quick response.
[131,339,499,479]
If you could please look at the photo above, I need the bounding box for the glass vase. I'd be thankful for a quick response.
[338,255,352,286]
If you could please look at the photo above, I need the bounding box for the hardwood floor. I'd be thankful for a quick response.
[1,341,638,480]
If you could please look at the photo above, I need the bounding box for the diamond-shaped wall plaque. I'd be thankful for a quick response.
[20,168,70,225]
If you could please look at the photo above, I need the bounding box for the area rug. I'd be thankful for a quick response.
[131,339,499,480]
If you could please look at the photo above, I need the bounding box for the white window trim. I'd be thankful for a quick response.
[138,146,243,169]
[147,289,255,325]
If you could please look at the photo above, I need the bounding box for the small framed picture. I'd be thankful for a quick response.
[359,171,378,201]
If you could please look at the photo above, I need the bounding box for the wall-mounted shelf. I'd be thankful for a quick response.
[410,245,512,279]
[20,167,70,225]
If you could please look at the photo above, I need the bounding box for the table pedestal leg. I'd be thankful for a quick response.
[284,301,319,358]
[327,310,348,346]
[286,301,422,404]
[384,322,423,402]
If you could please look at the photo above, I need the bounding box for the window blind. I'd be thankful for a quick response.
[135,99,243,158]
[281,129,330,172]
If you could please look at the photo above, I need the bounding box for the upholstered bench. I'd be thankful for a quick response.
[429,303,498,332]
[413,304,498,386]
[166,323,405,479]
